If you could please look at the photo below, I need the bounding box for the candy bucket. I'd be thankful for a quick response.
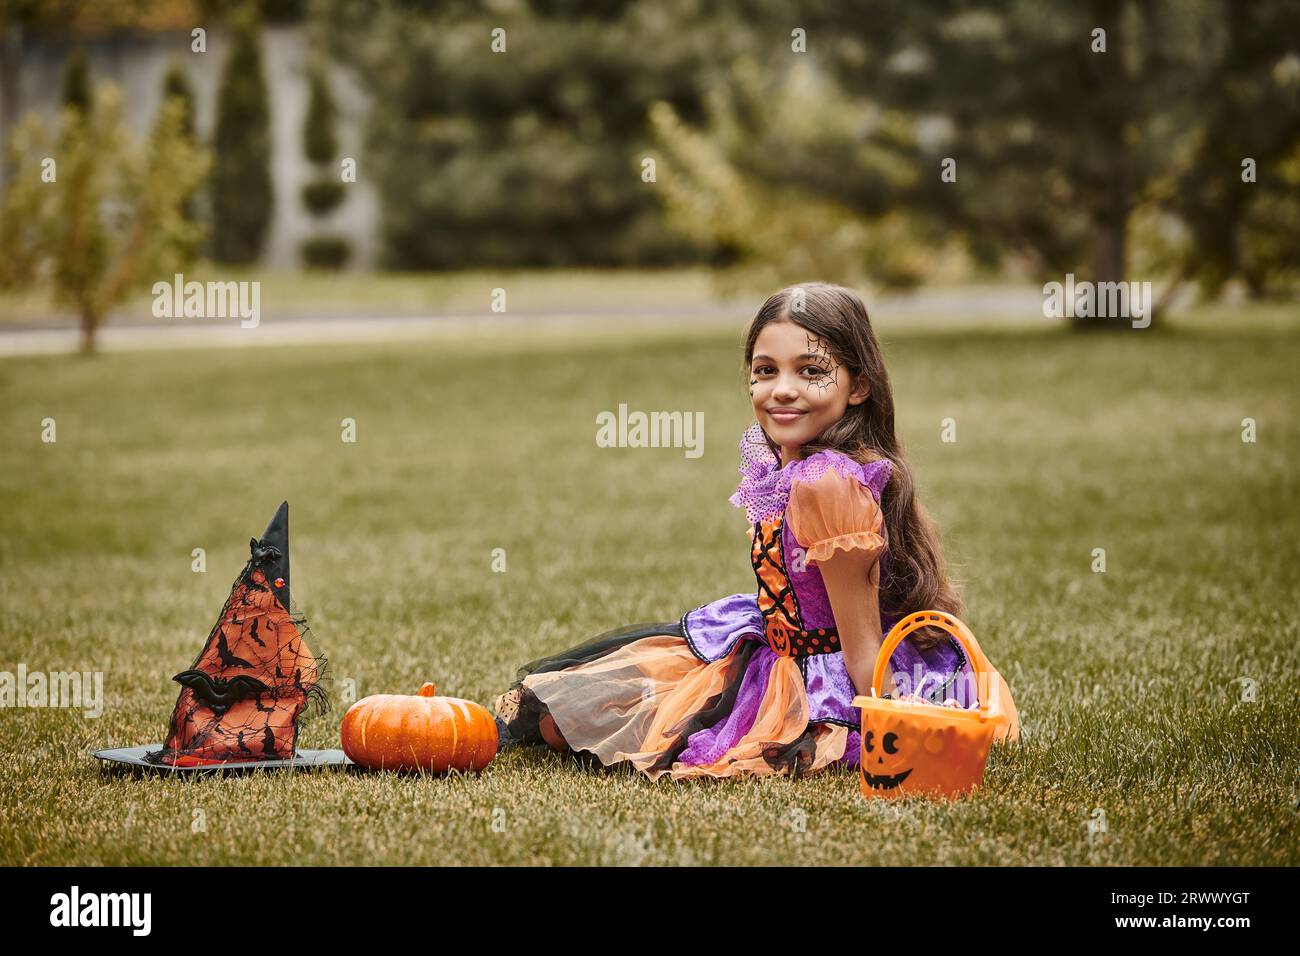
[851,610,1017,800]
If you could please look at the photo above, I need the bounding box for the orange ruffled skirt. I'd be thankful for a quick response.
[492,622,853,782]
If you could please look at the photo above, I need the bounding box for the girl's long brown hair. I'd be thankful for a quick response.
[743,282,962,649]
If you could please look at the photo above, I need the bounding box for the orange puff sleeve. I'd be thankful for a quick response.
[786,467,887,568]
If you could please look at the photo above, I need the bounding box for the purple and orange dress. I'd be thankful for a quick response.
[492,423,1010,781]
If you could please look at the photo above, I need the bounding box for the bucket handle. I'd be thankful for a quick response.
[870,610,992,701]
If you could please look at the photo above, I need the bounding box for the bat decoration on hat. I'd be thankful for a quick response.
[94,502,349,772]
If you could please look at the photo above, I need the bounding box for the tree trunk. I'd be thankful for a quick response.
[0,24,22,193]
[1072,0,1140,331]
[79,304,99,354]
[1243,269,1267,301]
[1091,220,1127,288]
[1068,216,1130,331]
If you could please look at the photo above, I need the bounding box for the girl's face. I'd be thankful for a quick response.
[748,318,869,464]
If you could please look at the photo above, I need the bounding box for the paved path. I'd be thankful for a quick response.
[0,287,1048,357]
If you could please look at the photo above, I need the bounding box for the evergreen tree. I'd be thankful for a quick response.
[788,0,1231,324]
[320,0,746,269]
[302,64,337,167]
[648,59,939,292]
[157,62,203,256]
[210,12,273,264]
[161,61,197,141]
[1173,1,1300,298]
[299,60,350,268]
[60,48,91,115]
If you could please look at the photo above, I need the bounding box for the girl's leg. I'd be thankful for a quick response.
[538,712,569,752]
[494,683,570,751]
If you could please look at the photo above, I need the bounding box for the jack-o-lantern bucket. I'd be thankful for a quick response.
[851,611,1017,800]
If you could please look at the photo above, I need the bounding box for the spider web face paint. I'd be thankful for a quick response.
[804,332,840,394]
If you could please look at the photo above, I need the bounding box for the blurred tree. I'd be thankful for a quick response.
[59,48,91,114]
[198,0,308,22]
[302,62,337,166]
[160,60,197,139]
[1235,139,1300,295]
[0,84,211,352]
[649,57,945,292]
[0,2,288,190]
[157,61,205,257]
[1174,2,1300,299]
[210,8,273,263]
[299,59,350,268]
[319,0,749,269]
[790,0,1238,325]
[1,3,164,189]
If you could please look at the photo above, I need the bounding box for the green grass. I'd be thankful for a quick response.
[1,306,1297,866]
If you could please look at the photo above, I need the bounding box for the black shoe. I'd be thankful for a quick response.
[494,713,520,751]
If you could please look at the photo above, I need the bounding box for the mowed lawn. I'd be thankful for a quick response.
[0,305,1297,866]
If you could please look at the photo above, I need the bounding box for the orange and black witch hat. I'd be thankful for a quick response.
[146,501,330,766]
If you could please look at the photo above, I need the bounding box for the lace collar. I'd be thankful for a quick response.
[727,422,892,524]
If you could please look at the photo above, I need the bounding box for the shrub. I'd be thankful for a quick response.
[301,178,345,216]
[298,235,351,270]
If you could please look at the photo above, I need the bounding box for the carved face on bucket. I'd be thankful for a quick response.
[858,709,993,799]
[860,727,913,790]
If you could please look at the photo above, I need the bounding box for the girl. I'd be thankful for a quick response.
[492,282,1019,780]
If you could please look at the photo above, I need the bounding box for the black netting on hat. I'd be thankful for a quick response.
[146,502,329,766]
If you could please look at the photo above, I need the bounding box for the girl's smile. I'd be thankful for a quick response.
[749,318,869,465]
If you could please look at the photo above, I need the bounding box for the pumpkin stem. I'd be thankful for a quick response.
[418,682,437,698]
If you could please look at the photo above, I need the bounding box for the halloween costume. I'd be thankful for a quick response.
[95,502,348,772]
[493,424,1020,781]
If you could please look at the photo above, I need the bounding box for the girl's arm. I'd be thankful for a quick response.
[818,549,885,697]
[785,464,890,695]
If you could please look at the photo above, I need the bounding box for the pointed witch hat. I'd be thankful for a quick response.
[94,502,350,772]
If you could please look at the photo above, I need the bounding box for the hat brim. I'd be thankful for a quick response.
[92,745,353,774]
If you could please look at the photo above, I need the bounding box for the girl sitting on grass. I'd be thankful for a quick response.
[493,282,1019,780]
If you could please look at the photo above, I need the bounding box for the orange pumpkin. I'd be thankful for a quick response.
[340,682,498,772]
